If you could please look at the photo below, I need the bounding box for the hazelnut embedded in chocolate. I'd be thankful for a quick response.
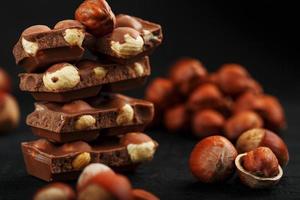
[169,58,207,95]
[116,104,135,125]
[110,27,144,58]
[121,132,157,163]
[43,63,80,91]
[116,14,143,32]
[75,0,116,37]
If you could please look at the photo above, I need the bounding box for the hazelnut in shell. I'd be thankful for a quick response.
[34,183,75,200]
[0,92,20,132]
[224,111,263,141]
[169,58,207,95]
[0,68,11,92]
[192,109,225,138]
[189,136,237,183]
[236,128,289,167]
[235,147,283,188]
[164,104,189,133]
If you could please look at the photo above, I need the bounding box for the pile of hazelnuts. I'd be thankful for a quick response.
[0,68,20,132]
[145,58,286,140]
[34,163,159,200]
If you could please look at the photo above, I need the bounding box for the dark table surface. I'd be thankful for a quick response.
[0,100,299,200]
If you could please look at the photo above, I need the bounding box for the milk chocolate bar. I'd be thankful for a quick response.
[13,20,95,73]
[94,15,163,64]
[22,132,158,182]
[19,57,151,102]
[27,93,154,138]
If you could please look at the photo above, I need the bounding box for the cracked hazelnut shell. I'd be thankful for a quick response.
[189,136,237,183]
[235,147,283,188]
[236,128,289,167]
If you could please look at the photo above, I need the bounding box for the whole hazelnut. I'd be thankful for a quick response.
[187,83,232,116]
[189,136,237,183]
[192,109,225,138]
[77,163,114,190]
[236,128,289,167]
[235,93,286,131]
[78,172,133,200]
[215,63,262,97]
[34,183,76,200]
[235,147,283,188]
[169,58,207,95]
[0,68,11,92]
[121,132,157,163]
[0,92,20,132]
[145,78,178,110]
[164,104,189,133]
[132,189,159,200]
[75,0,116,37]
[224,111,263,141]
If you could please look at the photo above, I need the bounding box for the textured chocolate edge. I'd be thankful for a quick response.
[31,124,147,143]
[19,57,151,92]
[26,94,155,133]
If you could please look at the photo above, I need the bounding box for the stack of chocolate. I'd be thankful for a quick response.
[13,0,162,182]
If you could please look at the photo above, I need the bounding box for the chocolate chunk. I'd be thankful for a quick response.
[26,93,154,135]
[93,15,163,64]
[19,57,151,102]
[13,20,95,73]
[22,133,158,182]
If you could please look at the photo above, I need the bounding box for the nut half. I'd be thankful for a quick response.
[235,153,283,188]
[72,152,91,170]
[111,34,144,58]
[116,104,134,125]
[22,38,38,56]
[75,115,96,131]
[64,28,85,46]
[43,64,80,91]
[127,141,156,163]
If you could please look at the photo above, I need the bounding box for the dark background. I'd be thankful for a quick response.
[1,1,300,199]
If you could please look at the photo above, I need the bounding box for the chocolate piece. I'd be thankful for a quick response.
[27,93,154,135]
[13,20,95,73]
[19,57,151,102]
[93,15,163,64]
[22,134,158,182]
[32,124,147,143]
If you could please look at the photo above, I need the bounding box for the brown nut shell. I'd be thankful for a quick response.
[236,128,289,167]
[164,104,188,133]
[189,136,237,183]
[235,153,283,188]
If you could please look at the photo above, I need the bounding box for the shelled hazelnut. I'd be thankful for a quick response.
[189,136,237,183]
[192,109,225,138]
[235,147,283,188]
[169,58,207,96]
[236,128,289,167]
[75,0,116,37]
